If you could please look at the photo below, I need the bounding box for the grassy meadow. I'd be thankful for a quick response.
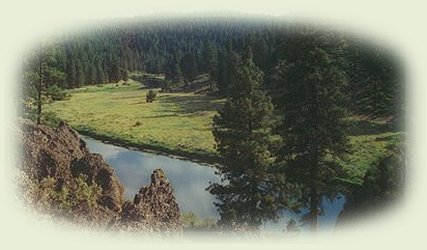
[44,81,225,159]
[44,80,400,184]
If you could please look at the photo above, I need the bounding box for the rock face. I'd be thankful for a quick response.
[120,169,181,231]
[20,119,181,231]
[20,119,125,216]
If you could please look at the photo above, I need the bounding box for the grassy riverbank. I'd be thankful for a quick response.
[44,81,225,161]
[44,81,401,184]
[342,117,401,185]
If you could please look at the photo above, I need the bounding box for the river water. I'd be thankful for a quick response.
[84,137,345,230]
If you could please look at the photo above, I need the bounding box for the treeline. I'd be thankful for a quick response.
[24,18,279,87]
[23,17,402,119]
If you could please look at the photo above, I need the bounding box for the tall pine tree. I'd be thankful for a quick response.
[271,30,349,231]
[208,47,283,229]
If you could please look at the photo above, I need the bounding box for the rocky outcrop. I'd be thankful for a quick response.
[19,119,181,232]
[119,169,181,231]
[22,119,88,183]
[21,119,124,215]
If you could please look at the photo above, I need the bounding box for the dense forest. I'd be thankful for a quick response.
[22,17,402,119]
[21,17,404,231]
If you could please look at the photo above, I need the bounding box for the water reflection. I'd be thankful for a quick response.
[261,194,346,231]
[84,137,345,229]
[84,137,220,219]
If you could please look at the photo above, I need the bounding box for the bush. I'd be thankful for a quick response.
[42,111,62,127]
[146,90,157,103]
[46,84,67,101]
[19,172,102,218]
[181,211,216,229]
[161,80,172,93]
[73,174,102,209]
[22,97,37,121]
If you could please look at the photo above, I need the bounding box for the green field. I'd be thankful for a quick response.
[44,81,225,159]
[44,81,400,184]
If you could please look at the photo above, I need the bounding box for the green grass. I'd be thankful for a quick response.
[44,82,401,184]
[44,81,225,159]
[339,117,402,185]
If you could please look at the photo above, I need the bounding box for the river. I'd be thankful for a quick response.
[84,137,346,231]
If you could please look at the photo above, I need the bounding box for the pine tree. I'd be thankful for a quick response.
[181,51,198,83]
[215,48,228,93]
[66,59,77,87]
[36,44,47,124]
[164,54,183,83]
[89,64,97,85]
[96,62,106,84]
[23,43,65,123]
[343,42,401,120]
[208,47,283,228]
[202,41,217,80]
[75,59,85,87]
[109,63,122,83]
[216,47,240,95]
[271,31,349,231]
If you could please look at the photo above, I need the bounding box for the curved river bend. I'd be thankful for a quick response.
[84,137,345,231]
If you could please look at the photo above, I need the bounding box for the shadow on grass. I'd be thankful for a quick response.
[159,94,224,116]
[348,119,396,136]
[142,114,181,119]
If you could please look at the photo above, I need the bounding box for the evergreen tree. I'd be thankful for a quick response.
[75,59,85,87]
[66,59,77,87]
[88,64,97,85]
[343,42,401,120]
[215,48,228,93]
[208,47,283,228]
[216,47,241,95]
[271,31,349,231]
[245,34,271,72]
[96,62,107,84]
[202,41,217,80]
[36,45,47,124]
[122,68,129,82]
[109,64,122,83]
[22,43,65,123]
[164,54,183,83]
[181,51,198,83]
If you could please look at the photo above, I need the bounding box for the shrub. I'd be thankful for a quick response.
[145,90,157,103]
[22,97,37,121]
[46,84,67,101]
[161,81,172,93]
[19,172,102,218]
[42,111,62,127]
[181,211,216,229]
[73,174,102,209]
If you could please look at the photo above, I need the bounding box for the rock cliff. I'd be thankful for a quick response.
[19,119,181,232]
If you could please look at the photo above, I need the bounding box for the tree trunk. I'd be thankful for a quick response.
[36,47,43,125]
[309,78,319,232]
[309,146,318,232]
